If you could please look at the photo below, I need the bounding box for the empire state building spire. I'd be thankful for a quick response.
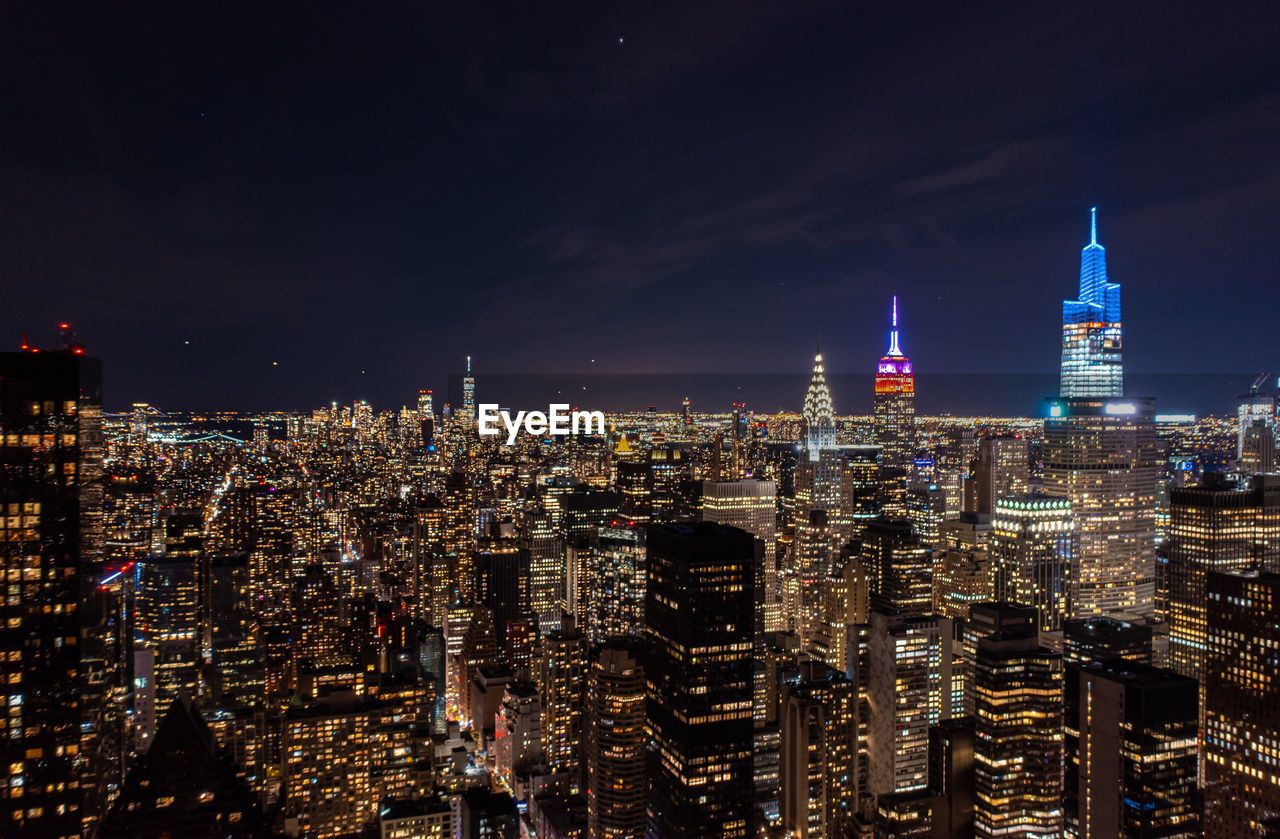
[887,295,903,357]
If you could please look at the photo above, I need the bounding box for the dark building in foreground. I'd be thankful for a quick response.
[101,698,261,838]
[1064,659,1199,838]
[1204,569,1280,839]
[929,718,975,839]
[644,522,760,838]
[0,349,105,839]
[1061,614,1153,666]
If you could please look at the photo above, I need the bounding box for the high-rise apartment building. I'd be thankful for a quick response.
[645,522,759,838]
[281,686,430,839]
[990,495,1077,631]
[494,681,542,793]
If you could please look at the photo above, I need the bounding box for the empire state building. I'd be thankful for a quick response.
[873,296,916,470]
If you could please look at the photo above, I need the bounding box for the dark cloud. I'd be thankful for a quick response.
[0,3,1277,410]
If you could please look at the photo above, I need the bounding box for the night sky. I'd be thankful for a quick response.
[2,3,1278,412]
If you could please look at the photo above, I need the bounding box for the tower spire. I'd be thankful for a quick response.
[887,295,902,357]
[1090,206,1097,246]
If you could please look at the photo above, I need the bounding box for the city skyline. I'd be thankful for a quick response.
[3,6,1280,839]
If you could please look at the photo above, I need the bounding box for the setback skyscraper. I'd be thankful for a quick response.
[874,296,916,470]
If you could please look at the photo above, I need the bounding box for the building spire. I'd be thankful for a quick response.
[887,295,902,357]
[1090,206,1098,246]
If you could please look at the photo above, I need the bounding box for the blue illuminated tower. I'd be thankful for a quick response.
[1059,208,1123,398]
[1045,209,1160,618]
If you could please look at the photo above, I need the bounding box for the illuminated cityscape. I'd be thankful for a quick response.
[2,6,1279,839]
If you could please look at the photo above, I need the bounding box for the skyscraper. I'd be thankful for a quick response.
[521,507,562,631]
[1060,615,1152,666]
[701,479,778,630]
[585,525,646,641]
[1064,659,1199,839]
[965,435,1029,515]
[929,718,976,839]
[587,641,646,839]
[874,296,916,470]
[645,522,759,838]
[1165,474,1280,690]
[867,612,947,800]
[1044,210,1160,617]
[135,509,204,729]
[795,350,843,578]
[861,518,931,616]
[971,613,1064,839]
[990,495,1077,631]
[780,660,857,838]
[1043,397,1159,616]
[1203,569,1280,838]
[1,348,104,839]
[1236,377,1276,461]
[460,354,476,431]
[1059,207,1122,398]
[537,617,588,796]
[802,348,836,458]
